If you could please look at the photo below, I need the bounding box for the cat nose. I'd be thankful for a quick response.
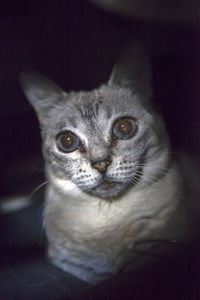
[91,159,111,173]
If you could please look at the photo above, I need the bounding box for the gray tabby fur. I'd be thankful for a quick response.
[20,44,198,284]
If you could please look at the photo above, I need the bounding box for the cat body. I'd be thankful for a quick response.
[45,162,187,284]
[20,44,196,284]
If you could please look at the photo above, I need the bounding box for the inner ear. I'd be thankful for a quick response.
[20,72,67,122]
[108,42,152,97]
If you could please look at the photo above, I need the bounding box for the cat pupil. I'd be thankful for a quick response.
[113,118,136,140]
[118,119,131,134]
[56,131,79,153]
[62,134,72,147]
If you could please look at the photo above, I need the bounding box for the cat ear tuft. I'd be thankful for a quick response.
[20,72,67,122]
[108,41,152,97]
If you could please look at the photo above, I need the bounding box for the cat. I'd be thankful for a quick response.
[20,43,198,285]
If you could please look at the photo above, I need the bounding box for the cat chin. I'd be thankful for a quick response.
[88,181,129,199]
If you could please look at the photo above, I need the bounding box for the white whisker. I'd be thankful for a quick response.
[27,180,49,201]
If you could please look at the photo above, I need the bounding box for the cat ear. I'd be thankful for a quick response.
[20,72,67,123]
[108,42,152,97]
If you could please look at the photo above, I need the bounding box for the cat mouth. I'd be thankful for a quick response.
[90,180,127,199]
[97,181,118,191]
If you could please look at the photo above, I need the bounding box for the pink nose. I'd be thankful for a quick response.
[92,160,111,173]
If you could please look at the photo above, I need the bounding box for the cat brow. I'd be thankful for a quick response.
[76,102,100,120]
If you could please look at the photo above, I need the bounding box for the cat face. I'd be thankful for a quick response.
[20,43,170,199]
[48,87,169,198]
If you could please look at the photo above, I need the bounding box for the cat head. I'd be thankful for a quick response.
[20,43,170,199]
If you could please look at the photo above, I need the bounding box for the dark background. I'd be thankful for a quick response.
[0,1,199,299]
[0,0,199,199]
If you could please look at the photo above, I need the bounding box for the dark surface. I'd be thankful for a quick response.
[0,252,90,300]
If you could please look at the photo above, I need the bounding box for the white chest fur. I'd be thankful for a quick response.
[44,163,186,284]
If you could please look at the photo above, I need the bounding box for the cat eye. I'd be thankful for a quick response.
[56,131,80,153]
[113,118,136,140]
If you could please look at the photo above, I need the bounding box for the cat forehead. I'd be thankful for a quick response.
[69,85,138,114]
[70,89,104,119]
[46,85,145,131]
[71,88,104,105]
